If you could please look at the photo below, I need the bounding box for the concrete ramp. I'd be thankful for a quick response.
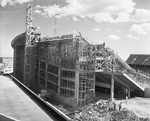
[96,72,144,92]
[116,73,144,91]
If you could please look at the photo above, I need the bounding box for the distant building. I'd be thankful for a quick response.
[0,57,13,73]
[0,57,13,66]
[126,54,150,76]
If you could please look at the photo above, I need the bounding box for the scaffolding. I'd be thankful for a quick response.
[24,5,40,89]
[24,4,34,88]
[33,35,95,107]
[78,38,95,107]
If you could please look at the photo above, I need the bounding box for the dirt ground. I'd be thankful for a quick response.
[120,97,150,118]
[95,90,150,118]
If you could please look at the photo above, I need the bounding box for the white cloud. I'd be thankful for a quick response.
[129,23,150,35]
[73,16,79,21]
[93,28,100,31]
[34,0,135,23]
[34,4,60,18]
[34,9,41,14]
[0,0,33,7]
[131,9,150,23]
[126,34,139,40]
[107,35,120,41]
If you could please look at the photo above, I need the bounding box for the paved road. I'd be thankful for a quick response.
[0,75,53,121]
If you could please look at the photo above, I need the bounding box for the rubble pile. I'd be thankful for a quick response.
[72,100,150,121]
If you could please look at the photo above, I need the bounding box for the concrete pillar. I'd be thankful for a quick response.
[128,88,130,98]
[111,74,114,101]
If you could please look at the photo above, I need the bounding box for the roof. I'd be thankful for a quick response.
[126,54,150,66]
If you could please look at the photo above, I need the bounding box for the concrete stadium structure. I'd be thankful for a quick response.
[11,31,150,107]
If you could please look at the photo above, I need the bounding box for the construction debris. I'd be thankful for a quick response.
[71,99,150,121]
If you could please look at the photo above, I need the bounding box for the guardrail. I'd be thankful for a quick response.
[8,74,71,121]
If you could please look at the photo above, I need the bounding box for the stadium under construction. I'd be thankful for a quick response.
[11,5,150,108]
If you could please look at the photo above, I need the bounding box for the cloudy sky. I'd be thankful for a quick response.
[0,0,150,60]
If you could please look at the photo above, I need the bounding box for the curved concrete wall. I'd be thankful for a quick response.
[11,33,25,48]
[11,33,25,82]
